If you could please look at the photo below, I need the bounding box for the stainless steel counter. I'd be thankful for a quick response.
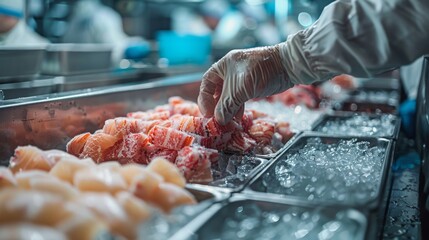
[382,138,422,240]
[0,65,208,100]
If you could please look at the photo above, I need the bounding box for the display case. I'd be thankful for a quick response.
[0,72,406,239]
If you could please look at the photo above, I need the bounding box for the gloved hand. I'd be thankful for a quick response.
[197,45,294,125]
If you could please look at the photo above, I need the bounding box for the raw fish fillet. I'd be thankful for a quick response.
[118,164,147,186]
[73,167,127,194]
[175,146,218,183]
[80,133,117,163]
[276,121,294,143]
[49,157,95,184]
[15,170,57,189]
[74,192,137,239]
[0,167,17,188]
[249,119,275,144]
[115,191,151,222]
[102,117,139,138]
[0,223,67,240]
[66,132,91,156]
[148,126,194,150]
[152,182,196,213]
[105,133,148,164]
[144,145,177,163]
[130,170,164,203]
[227,131,257,153]
[127,110,170,121]
[9,146,76,173]
[147,157,186,187]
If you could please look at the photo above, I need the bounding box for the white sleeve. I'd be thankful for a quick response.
[279,0,429,85]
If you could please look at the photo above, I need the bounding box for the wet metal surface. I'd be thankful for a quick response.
[382,139,421,240]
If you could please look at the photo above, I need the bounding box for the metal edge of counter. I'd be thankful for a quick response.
[0,72,204,108]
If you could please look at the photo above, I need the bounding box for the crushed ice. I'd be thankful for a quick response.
[261,138,386,204]
[217,203,362,240]
[315,114,396,137]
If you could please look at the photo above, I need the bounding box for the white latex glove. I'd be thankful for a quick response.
[197,45,294,125]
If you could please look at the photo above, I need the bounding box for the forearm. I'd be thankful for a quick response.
[280,0,429,85]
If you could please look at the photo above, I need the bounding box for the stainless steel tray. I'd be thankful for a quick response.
[0,46,45,81]
[311,112,401,140]
[244,133,394,210]
[333,86,401,114]
[354,77,400,91]
[0,77,65,100]
[138,183,227,239]
[41,44,112,75]
[334,101,398,114]
[346,88,400,106]
[171,194,368,240]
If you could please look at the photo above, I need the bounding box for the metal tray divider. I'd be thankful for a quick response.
[255,130,304,159]
[185,184,231,203]
[235,133,305,193]
[188,157,270,194]
[170,194,370,240]
[372,139,395,239]
[187,183,236,196]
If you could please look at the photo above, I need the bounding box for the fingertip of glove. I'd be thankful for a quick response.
[214,106,233,126]
[198,94,215,117]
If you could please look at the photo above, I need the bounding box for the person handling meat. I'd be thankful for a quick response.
[198,0,429,238]
[198,0,429,126]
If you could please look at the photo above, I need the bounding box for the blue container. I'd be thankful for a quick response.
[157,31,211,66]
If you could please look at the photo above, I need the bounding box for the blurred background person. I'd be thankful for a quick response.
[61,0,149,64]
[0,0,48,46]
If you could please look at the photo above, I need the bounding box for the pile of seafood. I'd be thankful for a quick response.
[66,97,294,183]
[264,75,356,109]
[0,76,357,240]
[1,146,194,240]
